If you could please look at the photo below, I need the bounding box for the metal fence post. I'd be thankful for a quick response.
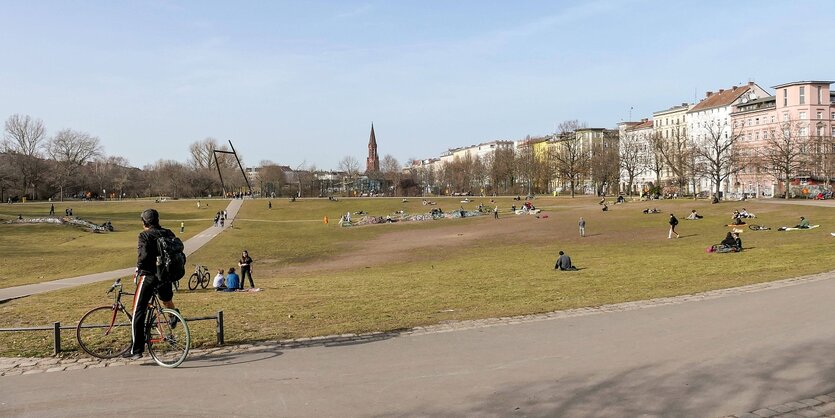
[216,310,224,345]
[53,322,61,355]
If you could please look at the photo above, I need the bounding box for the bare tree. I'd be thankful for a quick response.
[515,139,538,195]
[380,154,401,196]
[145,159,192,198]
[258,160,286,197]
[619,131,644,195]
[589,130,620,196]
[694,121,745,199]
[47,129,102,200]
[761,119,809,199]
[647,133,666,190]
[3,114,47,199]
[487,147,515,194]
[657,128,694,194]
[552,120,589,198]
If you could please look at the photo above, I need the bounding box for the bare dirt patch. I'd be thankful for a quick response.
[277,213,562,274]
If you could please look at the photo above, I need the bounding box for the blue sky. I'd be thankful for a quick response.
[2,1,833,170]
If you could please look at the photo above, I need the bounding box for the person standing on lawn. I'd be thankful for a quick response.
[579,217,586,237]
[238,250,255,289]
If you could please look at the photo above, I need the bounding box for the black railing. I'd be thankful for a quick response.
[0,310,224,356]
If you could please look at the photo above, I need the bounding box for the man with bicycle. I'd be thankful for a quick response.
[124,208,179,360]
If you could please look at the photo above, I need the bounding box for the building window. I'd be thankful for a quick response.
[755,117,759,125]
[799,86,805,105]
[800,112,807,120]
[817,86,822,104]
[771,116,775,123]
[783,111,789,121]
[763,131,768,139]
[783,88,788,106]
[818,111,823,119]
[755,131,760,140]
[799,127,807,136]
[817,126,824,137]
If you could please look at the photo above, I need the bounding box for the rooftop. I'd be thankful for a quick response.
[772,80,834,89]
[688,83,754,113]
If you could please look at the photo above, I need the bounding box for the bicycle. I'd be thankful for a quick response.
[76,277,190,368]
[748,224,771,231]
[188,264,211,290]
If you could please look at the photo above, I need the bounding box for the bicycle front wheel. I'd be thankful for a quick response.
[77,306,132,359]
[188,273,200,290]
[748,224,761,230]
[147,308,190,368]
[201,272,210,289]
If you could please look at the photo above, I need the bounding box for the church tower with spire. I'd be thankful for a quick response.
[366,123,380,173]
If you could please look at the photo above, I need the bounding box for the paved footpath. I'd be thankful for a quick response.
[0,199,244,302]
[2,269,835,417]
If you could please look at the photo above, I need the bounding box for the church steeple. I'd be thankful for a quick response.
[366,123,379,173]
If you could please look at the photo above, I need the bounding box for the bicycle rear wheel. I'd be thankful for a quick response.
[77,306,132,359]
[147,308,190,368]
[188,273,200,290]
[201,272,210,289]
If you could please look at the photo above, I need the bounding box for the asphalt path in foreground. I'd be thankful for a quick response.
[3,273,835,417]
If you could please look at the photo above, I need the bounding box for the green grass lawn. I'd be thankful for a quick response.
[1,196,833,357]
[0,199,227,288]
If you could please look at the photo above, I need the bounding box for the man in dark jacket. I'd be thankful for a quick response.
[125,208,179,360]
[668,213,680,239]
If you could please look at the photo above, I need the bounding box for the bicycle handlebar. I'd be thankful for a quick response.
[107,278,122,294]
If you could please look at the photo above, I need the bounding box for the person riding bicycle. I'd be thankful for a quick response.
[125,208,180,360]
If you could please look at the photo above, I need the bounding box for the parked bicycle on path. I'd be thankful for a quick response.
[76,278,190,368]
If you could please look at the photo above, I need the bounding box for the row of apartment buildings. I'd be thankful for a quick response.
[409,80,835,197]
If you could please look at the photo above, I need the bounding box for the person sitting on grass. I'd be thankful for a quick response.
[732,232,743,251]
[213,269,226,291]
[712,232,739,253]
[554,251,578,271]
[223,267,239,292]
[796,216,810,229]
[686,209,703,220]
[731,210,744,225]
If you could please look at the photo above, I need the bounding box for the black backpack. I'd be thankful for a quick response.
[154,232,186,283]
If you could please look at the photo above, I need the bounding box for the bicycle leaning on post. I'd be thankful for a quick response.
[76,277,190,368]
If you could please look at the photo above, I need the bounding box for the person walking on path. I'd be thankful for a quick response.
[668,213,680,239]
[493,206,499,219]
[579,217,586,237]
[238,250,254,289]
[49,204,54,216]
[268,200,272,210]
[180,221,185,233]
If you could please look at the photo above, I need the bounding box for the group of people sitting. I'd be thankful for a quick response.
[213,268,241,291]
[642,208,661,214]
[710,232,743,253]
[730,208,755,225]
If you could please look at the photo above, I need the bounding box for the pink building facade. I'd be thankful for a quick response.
[731,80,835,197]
